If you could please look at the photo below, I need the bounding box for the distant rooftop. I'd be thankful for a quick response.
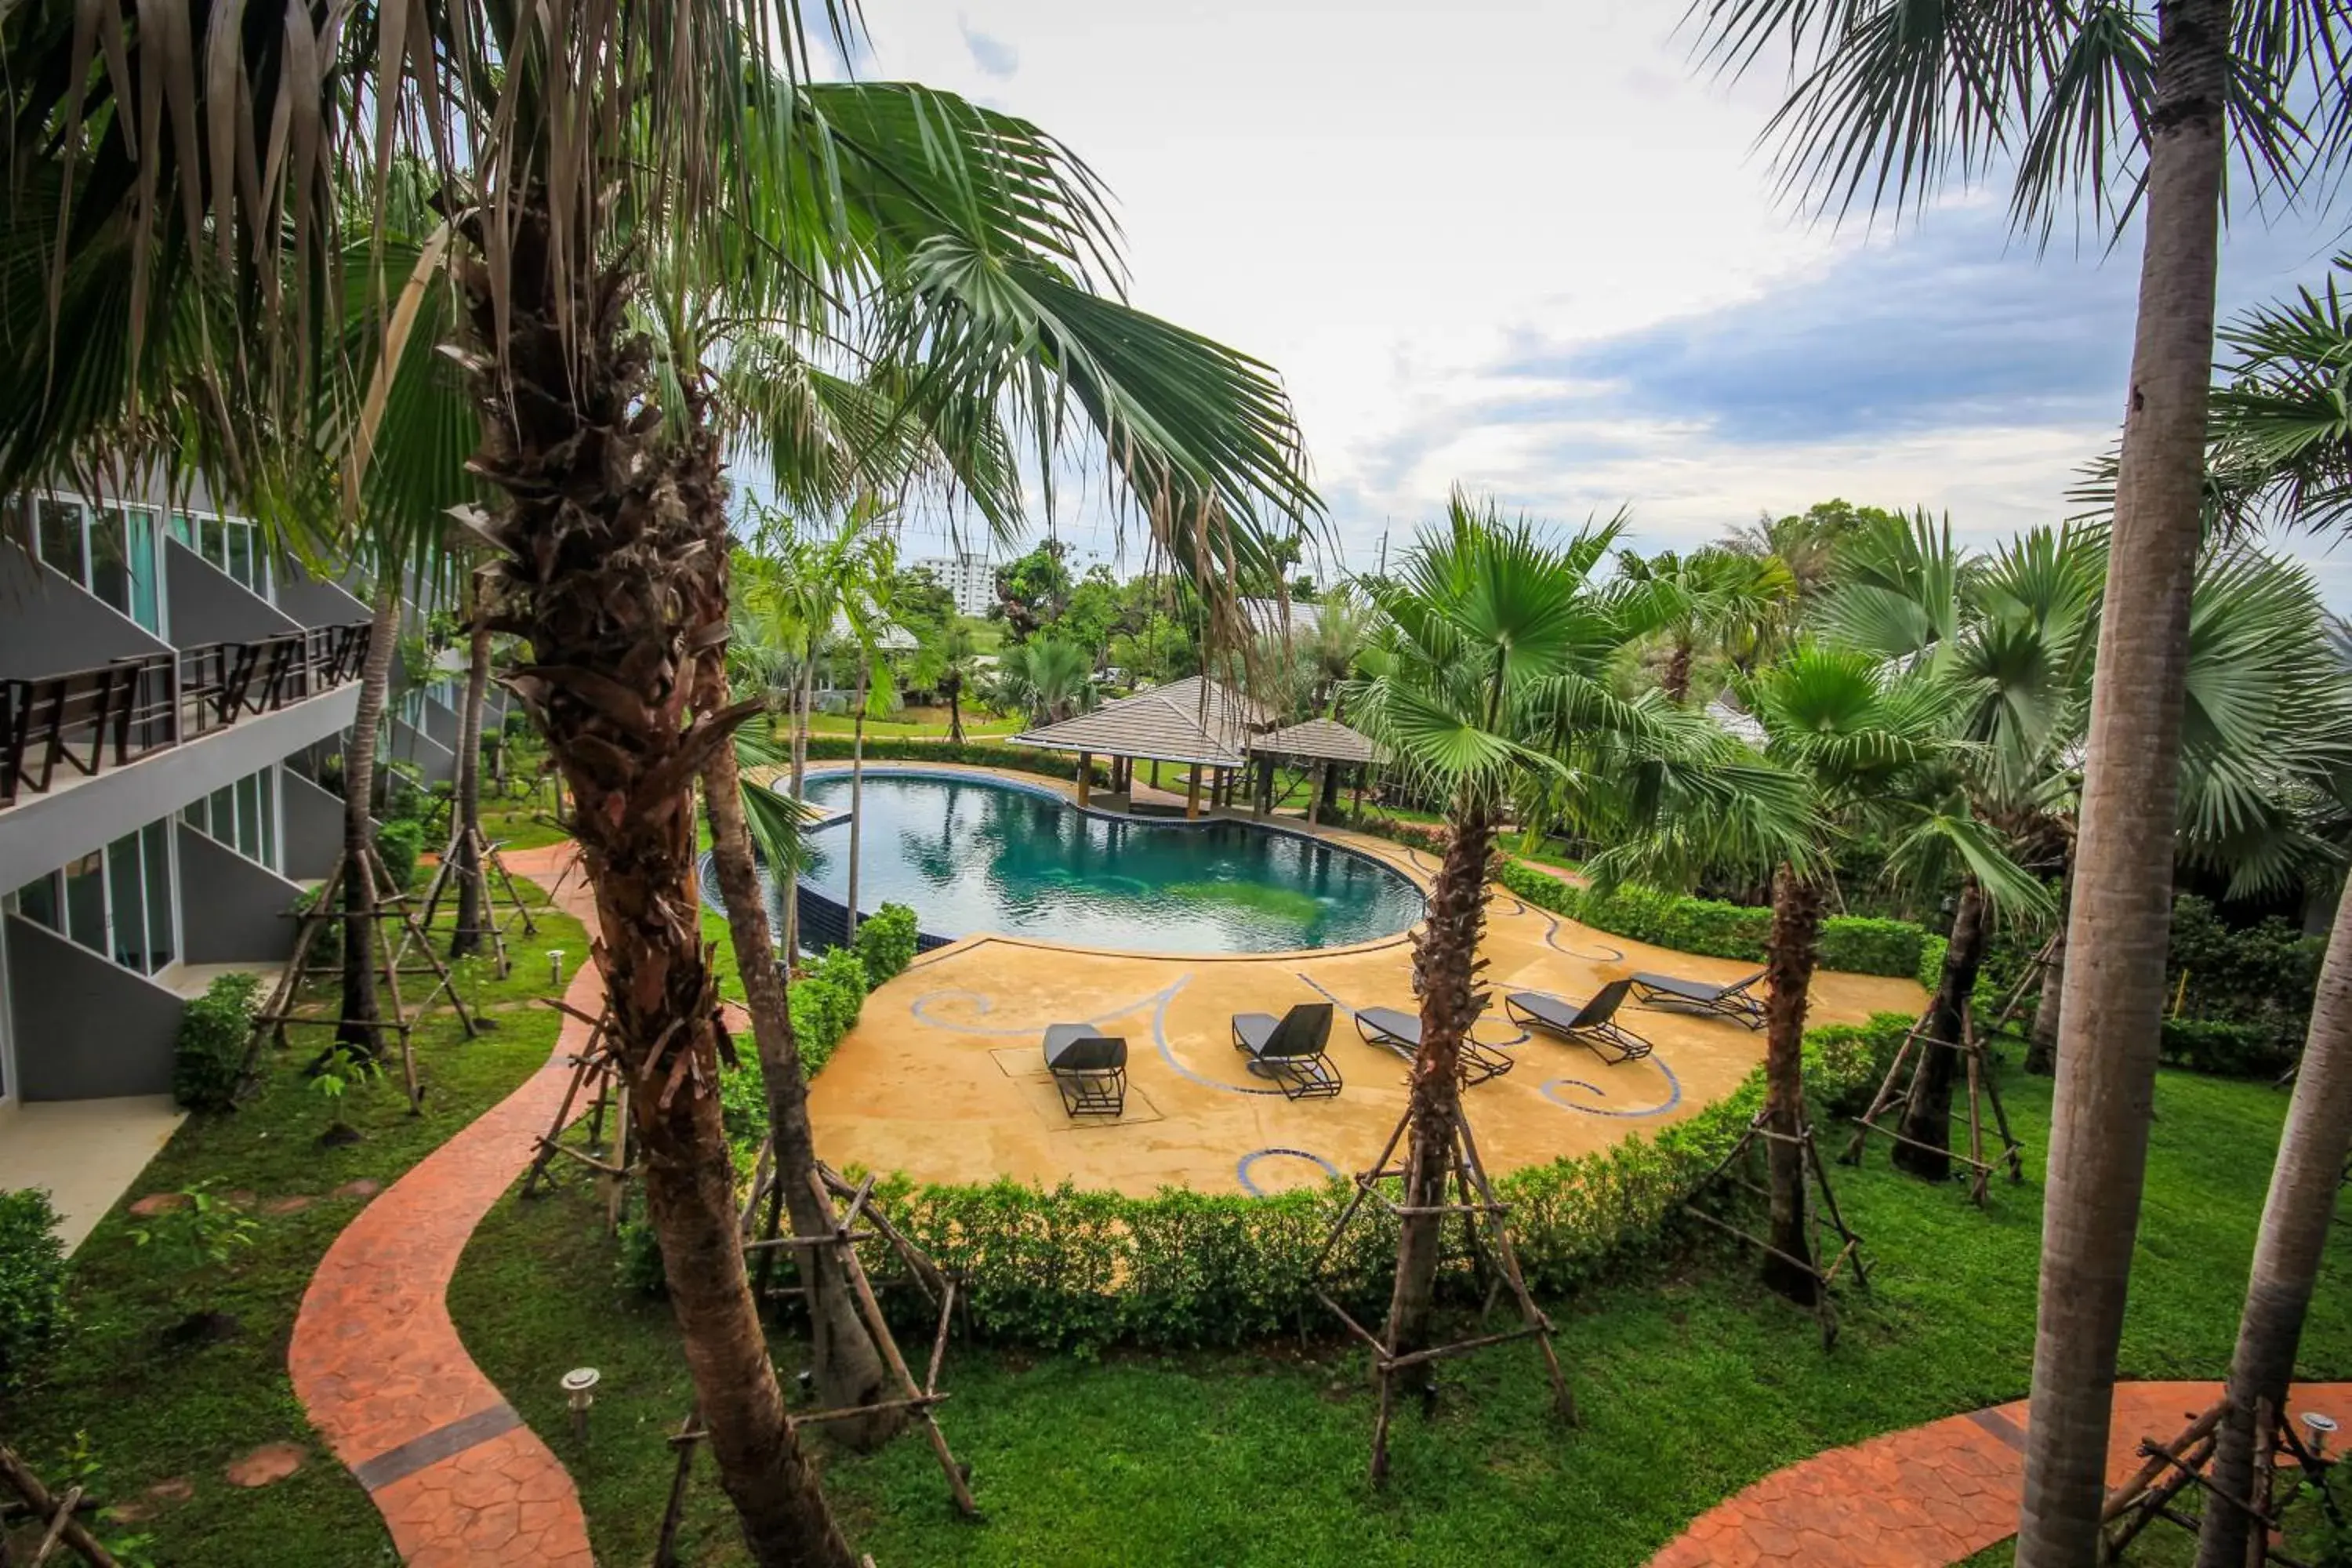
[1014,675,1270,765]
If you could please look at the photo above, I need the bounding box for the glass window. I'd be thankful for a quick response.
[258,768,278,869]
[209,784,236,840]
[11,872,60,932]
[107,830,145,970]
[182,800,208,831]
[63,849,104,954]
[235,773,263,860]
[169,513,195,549]
[124,508,161,632]
[37,497,85,584]
[142,821,174,971]
[88,506,131,618]
[226,521,255,590]
[199,515,223,568]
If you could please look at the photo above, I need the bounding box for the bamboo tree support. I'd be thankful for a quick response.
[0,1444,119,1567]
[2096,1393,2343,1563]
[652,1409,701,1568]
[1686,1109,1870,1349]
[518,1000,632,1209]
[236,844,478,1110]
[1310,1104,1575,1485]
[1841,1003,2026,1207]
[1980,931,2061,1042]
[413,826,540,978]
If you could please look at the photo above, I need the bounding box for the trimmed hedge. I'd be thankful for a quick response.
[2166,895,2324,1065]
[376,819,423,894]
[2160,1017,2296,1079]
[798,737,1107,787]
[1496,862,1930,982]
[862,1010,1918,1349]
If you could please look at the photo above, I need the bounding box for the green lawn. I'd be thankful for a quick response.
[0,880,590,1567]
[449,1061,2352,1567]
[804,706,1025,739]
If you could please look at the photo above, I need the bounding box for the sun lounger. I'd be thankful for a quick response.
[1043,1025,1128,1118]
[1628,968,1768,1029]
[1232,1003,1341,1100]
[1504,980,1654,1065]
[1353,1005,1514,1086]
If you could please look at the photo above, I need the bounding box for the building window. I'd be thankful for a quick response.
[31,494,164,634]
[183,764,281,873]
[9,872,61,932]
[20,830,177,977]
[170,510,265,595]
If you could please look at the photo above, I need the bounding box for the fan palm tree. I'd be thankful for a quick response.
[1685,4,2352,1552]
[994,637,1098,724]
[1343,494,1773,1365]
[929,621,983,742]
[1617,546,1798,702]
[7,14,1316,1562]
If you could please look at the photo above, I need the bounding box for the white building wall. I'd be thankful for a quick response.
[910,552,996,619]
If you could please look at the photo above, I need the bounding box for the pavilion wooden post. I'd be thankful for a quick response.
[1307,760,1327,826]
[1254,756,1274,818]
[1076,752,1092,809]
[1185,766,1202,819]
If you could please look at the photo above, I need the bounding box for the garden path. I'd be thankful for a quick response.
[1647,1377,2352,1566]
[288,843,598,1567]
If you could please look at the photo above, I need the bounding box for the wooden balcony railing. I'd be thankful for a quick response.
[2,622,371,807]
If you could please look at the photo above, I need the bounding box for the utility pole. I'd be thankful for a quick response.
[1376,521,1390,578]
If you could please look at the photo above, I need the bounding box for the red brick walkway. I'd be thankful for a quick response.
[1649,1378,2352,1566]
[290,844,601,1566]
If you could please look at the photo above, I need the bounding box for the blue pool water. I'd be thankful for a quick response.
[771,771,1424,955]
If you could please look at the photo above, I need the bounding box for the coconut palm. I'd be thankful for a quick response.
[9,13,1316,1559]
[1686,5,2352,1551]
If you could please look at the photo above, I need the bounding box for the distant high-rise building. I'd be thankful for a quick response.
[909,550,996,619]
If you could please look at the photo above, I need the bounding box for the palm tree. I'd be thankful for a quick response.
[930,622,983,742]
[1680,647,2044,1294]
[1685,5,2352,1552]
[9,19,1316,1563]
[1344,495,1748,1361]
[994,637,1098,725]
[1617,546,1798,702]
[1302,584,1374,714]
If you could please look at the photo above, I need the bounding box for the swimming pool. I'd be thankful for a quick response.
[738,770,1425,956]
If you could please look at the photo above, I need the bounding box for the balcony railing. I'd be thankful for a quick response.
[2,622,371,807]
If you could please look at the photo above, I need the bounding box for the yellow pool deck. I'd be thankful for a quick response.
[803,764,1926,1197]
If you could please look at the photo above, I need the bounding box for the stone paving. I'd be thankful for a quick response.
[1648,1379,2352,1566]
[288,843,598,1568]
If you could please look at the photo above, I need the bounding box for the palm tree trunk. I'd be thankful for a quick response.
[2027,862,2071,1076]
[1385,799,1494,1362]
[449,579,492,960]
[1762,862,1822,1305]
[783,662,813,960]
[846,669,866,942]
[1894,876,1991,1181]
[1664,638,1694,704]
[2194,880,2352,1568]
[700,717,902,1451]
[459,199,855,1568]
[336,578,401,1053]
[2016,3,2230,1560]
[946,673,964,744]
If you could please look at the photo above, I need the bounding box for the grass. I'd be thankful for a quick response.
[803,706,1025,739]
[0,873,590,1568]
[449,1060,2352,1567]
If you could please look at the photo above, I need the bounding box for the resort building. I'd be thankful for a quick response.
[0,485,372,1149]
[909,550,996,619]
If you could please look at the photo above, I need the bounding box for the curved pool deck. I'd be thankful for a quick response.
[798,761,1926,1195]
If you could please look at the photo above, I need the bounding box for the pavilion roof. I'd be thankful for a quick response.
[1250,716,1381,765]
[1012,675,1269,766]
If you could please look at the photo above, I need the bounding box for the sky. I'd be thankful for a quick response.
[847,0,2352,610]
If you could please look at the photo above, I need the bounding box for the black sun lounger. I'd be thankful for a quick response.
[1043,1025,1128,1118]
[1232,1003,1342,1100]
[1353,1005,1514,1087]
[1628,968,1769,1030]
[1504,980,1654,1065]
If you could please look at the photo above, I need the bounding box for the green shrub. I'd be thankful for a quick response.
[2167,895,2323,1062]
[852,903,920,989]
[376,819,423,893]
[2159,1017,2295,1078]
[798,737,1108,787]
[1496,863,1929,980]
[784,946,871,1077]
[877,1009,1915,1350]
[0,1189,67,1390]
[173,971,263,1112]
[616,1213,666,1297]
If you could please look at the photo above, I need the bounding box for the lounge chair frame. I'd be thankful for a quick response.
[1232,1004,1342,1100]
[1043,1026,1129,1119]
[1353,1006,1513,1086]
[1504,982,1653,1066]
[1628,969,1769,1030]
